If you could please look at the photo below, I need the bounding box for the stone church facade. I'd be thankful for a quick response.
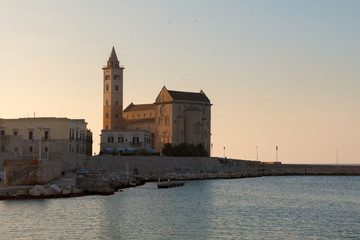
[100,47,212,155]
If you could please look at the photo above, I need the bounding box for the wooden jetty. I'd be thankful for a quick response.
[157,181,185,189]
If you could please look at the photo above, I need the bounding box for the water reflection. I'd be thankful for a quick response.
[0,176,359,239]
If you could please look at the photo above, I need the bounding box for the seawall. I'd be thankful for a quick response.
[86,156,360,181]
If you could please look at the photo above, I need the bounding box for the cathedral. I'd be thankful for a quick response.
[100,47,212,155]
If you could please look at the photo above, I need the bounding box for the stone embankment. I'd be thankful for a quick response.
[86,156,360,181]
[1,156,359,200]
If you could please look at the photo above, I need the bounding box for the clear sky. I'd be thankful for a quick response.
[1,0,359,164]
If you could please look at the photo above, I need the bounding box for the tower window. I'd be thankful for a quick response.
[106,85,109,91]
[115,113,118,118]
[105,75,110,80]
[29,131,33,140]
[114,75,121,80]
[13,131,18,136]
[115,85,119,91]
[106,100,108,105]
[115,101,118,106]
[45,131,49,140]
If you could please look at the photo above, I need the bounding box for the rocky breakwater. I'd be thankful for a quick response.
[0,184,84,200]
[0,173,145,200]
[75,174,145,195]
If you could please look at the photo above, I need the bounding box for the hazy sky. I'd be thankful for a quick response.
[1,0,359,164]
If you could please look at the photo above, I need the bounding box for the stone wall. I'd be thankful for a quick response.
[3,158,62,186]
[86,156,360,181]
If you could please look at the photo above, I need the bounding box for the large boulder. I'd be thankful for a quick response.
[49,184,62,194]
[71,187,83,194]
[29,185,47,196]
[36,185,48,195]
[61,185,72,195]
[76,175,114,194]
[29,187,41,196]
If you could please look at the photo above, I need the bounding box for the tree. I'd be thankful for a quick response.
[162,143,208,157]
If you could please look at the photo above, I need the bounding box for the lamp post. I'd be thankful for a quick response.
[223,147,226,158]
[256,146,259,162]
[336,149,339,165]
[276,146,278,162]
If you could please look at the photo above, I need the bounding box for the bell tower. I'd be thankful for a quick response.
[102,47,124,130]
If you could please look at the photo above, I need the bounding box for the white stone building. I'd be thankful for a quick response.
[0,117,92,170]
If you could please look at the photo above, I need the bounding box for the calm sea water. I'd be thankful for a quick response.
[1,176,359,239]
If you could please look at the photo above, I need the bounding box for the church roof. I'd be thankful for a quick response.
[124,103,155,112]
[167,90,210,103]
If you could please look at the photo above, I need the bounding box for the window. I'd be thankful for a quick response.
[69,129,74,140]
[13,131,18,136]
[114,75,121,80]
[105,75,110,80]
[108,137,114,143]
[115,85,119,91]
[69,144,72,152]
[29,146,33,152]
[118,137,124,143]
[132,136,139,145]
[106,99,108,105]
[0,130,4,135]
[144,113,146,117]
[115,113,118,118]
[45,146,48,152]
[106,113,109,118]
[115,101,118,106]
[44,131,49,140]
[106,85,109,91]
[29,131,33,140]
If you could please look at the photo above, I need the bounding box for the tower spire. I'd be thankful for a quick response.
[106,46,119,68]
[109,46,118,61]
